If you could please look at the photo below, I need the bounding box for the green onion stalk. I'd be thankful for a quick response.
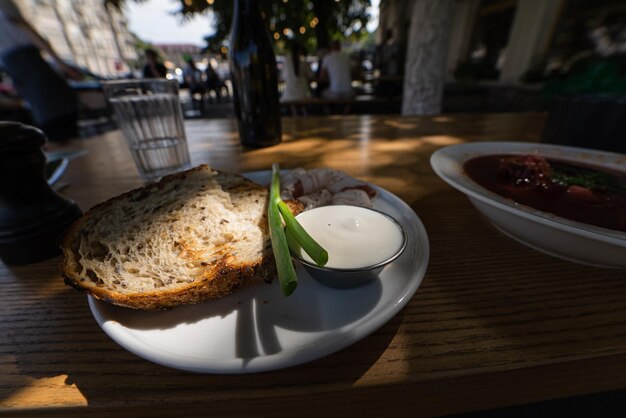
[268,163,328,296]
[268,163,298,296]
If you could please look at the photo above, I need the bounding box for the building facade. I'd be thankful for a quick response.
[14,0,138,77]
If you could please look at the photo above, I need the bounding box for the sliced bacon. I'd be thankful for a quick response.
[280,168,378,210]
[297,188,333,210]
[331,189,372,207]
[325,174,378,199]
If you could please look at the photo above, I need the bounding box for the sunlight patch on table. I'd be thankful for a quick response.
[0,374,87,408]
[371,141,427,152]
[383,120,419,130]
[421,135,465,146]
[352,356,411,388]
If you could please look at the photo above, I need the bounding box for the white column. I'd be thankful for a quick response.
[446,0,480,78]
[376,0,413,44]
[499,0,563,83]
[376,2,392,44]
[402,0,456,115]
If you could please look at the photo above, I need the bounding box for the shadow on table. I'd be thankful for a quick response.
[448,387,626,418]
[3,257,398,410]
[398,190,626,416]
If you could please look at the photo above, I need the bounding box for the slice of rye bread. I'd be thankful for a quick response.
[61,165,301,310]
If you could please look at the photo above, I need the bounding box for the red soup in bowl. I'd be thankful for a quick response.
[463,154,626,233]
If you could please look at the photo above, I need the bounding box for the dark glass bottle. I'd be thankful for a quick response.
[229,0,282,148]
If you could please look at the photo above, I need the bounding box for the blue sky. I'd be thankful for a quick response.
[126,0,214,45]
[127,0,380,46]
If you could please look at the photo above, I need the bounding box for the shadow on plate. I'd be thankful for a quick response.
[92,264,384,358]
[94,266,382,331]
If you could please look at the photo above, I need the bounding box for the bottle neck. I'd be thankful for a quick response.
[234,0,256,15]
[231,0,271,46]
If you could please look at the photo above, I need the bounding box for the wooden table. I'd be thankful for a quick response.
[281,95,401,116]
[3,114,626,417]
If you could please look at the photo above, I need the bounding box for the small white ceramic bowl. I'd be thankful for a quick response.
[290,206,408,288]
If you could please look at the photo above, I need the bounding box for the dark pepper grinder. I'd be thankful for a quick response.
[0,122,82,265]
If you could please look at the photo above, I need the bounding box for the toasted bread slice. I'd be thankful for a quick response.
[62,165,296,310]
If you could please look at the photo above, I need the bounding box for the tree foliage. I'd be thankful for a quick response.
[179,0,370,54]
[106,0,370,54]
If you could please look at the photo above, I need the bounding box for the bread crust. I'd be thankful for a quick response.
[62,256,275,310]
[60,165,296,310]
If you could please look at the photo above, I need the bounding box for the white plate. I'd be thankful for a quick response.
[431,142,626,268]
[45,150,88,185]
[88,171,430,373]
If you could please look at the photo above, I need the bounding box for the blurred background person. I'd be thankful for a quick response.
[142,48,167,78]
[204,61,223,102]
[319,40,353,99]
[0,0,82,140]
[183,57,205,114]
[281,41,313,102]
[312,44,329,98]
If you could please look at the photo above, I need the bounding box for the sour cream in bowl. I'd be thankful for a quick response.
[290,205,407,289]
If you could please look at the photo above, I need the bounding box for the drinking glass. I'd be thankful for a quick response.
[103,79,191,182]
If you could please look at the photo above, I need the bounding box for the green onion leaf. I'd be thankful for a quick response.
[277,200,328,267]
[268,163,330,295]
[269,163,298,296]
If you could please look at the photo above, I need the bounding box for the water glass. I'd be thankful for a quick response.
[103,79,191,182]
